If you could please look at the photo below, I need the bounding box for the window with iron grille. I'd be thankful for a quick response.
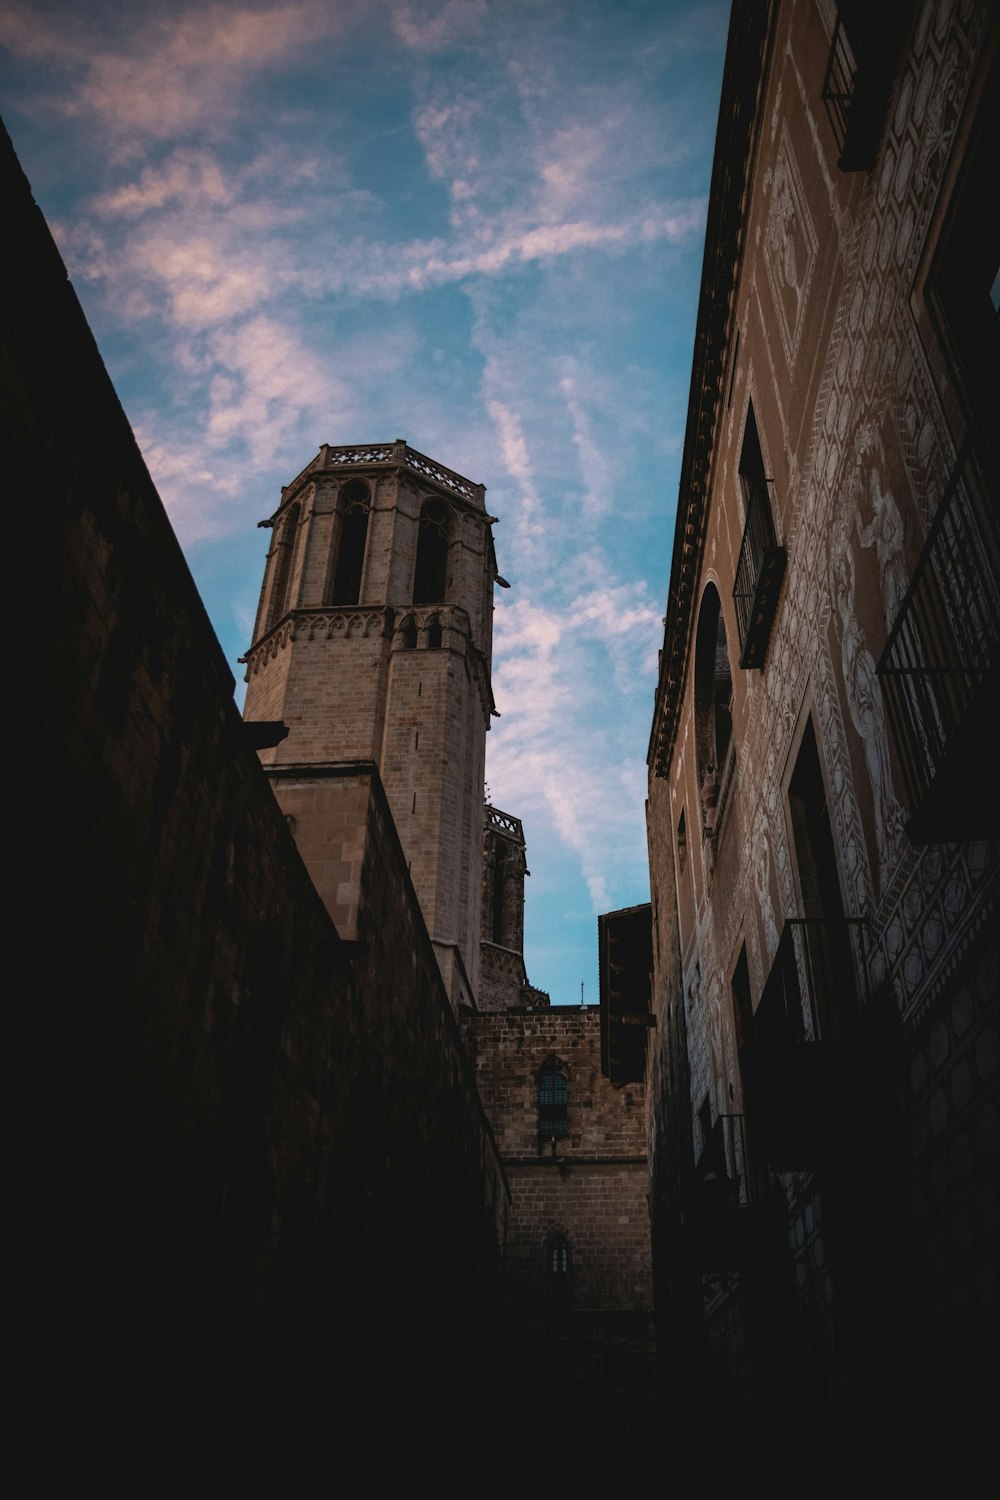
[733,402,785,670]
[546,1233,572,1314]
[538,1058,568,1144]
[821,2,909,173]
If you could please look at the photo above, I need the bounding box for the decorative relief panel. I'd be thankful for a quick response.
[762,128,818,369]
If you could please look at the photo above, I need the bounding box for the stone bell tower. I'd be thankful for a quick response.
[242,439,501,1011]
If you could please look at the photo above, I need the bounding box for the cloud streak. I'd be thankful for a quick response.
[2,0,727,1001]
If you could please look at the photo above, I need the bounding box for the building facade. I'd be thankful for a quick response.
[645,0,998,1447]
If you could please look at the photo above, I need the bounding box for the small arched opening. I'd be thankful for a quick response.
[544,1231,572,1316]
[399,615,418,650]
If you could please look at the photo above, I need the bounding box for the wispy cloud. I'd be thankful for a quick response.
[1,2,349,143]
[391,0,488,53]
[1,0,725,998]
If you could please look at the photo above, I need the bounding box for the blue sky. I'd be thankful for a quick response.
[2,0,727,1006]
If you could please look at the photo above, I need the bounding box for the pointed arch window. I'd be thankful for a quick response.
[399,616,418,650]
[413,500,451,604]
[266,502,300,631]
[538,1058,568,1145]
[330,479,370,606]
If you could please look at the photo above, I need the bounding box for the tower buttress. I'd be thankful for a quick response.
[243,440,499,1011]
[479,805,550,1011]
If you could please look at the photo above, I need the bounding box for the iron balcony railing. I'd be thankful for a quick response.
[695,1112,771,1210]
[877,437,999,841]
[690,1112,780,1268]
[821,10,900,173]
[758,917,867,1046]
[733,475,786,669]
[747,918,868,1169]
[821,18,855,163]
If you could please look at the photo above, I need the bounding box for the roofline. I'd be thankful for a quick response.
[648,0,777,778]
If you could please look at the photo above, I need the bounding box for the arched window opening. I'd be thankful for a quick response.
[399,616,417,650]
[413,500,450,604]
[266,502,300,631]
[538,1058,568,1147]
[331,479,370,606]
[491,844,505,944]
[695,585,733,829]
[427,617,443,649]
[546,1234,572,1315]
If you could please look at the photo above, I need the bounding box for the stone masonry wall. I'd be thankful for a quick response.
[465,1008,652,1318]
[10,125,509,1442]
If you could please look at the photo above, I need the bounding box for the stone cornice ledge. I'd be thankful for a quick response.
[648,0,777,779]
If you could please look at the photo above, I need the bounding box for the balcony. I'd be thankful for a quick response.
[744,919,867,1170]
[877,438,1000,842]
[598,905,654,1085]
[733,475,786,669]
[689,1113,781,1269]
[821,6,906,173]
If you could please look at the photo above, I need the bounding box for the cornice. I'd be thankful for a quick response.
[242,605,388,675]
[263,440,489,522]
[242,604,497,723]
[648,0,778,779]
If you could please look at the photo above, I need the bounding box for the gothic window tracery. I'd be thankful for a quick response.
[330,479,370,606]
[413,499,451,604]
[266,502,300,631]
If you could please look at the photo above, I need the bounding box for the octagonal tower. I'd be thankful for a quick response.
[243,440,501,1011]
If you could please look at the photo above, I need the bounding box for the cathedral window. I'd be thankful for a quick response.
[266,502,300,631]
[413,500,451,604]
[427,617,443,649]
[538,1058,568,1146]
[330,479,370,606]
